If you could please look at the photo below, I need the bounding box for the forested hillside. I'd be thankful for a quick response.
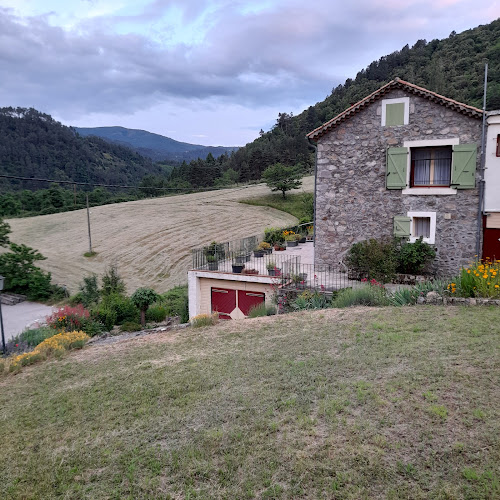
[0,108,163,190]
[75,126,238,163]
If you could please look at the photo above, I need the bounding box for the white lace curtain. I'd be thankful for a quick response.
[413,148,451,186]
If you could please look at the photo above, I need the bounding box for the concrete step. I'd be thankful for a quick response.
[1,293,27,306]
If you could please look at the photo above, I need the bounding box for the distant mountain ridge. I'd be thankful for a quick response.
[75,126,238,163]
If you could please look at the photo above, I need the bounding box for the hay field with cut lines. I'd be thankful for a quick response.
[7,177,313,294]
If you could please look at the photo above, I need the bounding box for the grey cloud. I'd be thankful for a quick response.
[0,1,496,122]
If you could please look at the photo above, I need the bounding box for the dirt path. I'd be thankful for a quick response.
[7,177,314,294]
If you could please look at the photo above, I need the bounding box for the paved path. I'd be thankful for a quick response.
[1,302,56,342]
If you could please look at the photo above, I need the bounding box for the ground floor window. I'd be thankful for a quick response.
[408,211,436,244]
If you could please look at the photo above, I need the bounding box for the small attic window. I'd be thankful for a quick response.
[381,97,410,127]
[496,134,500,157]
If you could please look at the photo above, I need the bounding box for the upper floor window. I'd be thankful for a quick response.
[381,97,409,127]
[496,134,500,157]
[410,146,452,187]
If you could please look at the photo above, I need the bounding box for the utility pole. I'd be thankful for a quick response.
[86,194,93,254]
[476,62,488,257]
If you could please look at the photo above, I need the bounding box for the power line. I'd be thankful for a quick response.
[0,174,229,192]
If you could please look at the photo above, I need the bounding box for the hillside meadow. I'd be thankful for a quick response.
[6,177,313,294]
[0,306,498,498]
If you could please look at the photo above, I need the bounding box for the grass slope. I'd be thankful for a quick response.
[1,306,499,499]
[240,192,313,220]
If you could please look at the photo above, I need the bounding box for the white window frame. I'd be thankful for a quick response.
[407,211,436,244]
[402,138,459,195]
[381,97,410,126]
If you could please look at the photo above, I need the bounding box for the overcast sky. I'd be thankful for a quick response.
[0,1,498,146]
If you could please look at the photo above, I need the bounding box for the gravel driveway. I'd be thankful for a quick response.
[1,302,56,342]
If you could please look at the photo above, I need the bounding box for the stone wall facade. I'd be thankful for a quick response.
[314,89,482,277]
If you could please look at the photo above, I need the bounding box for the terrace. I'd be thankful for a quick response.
[190,233,360,292]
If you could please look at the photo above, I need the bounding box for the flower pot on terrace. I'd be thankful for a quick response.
[299,237,306,243]
[207,261,219,271]
[232,264,245,273]
[268,268,281,276]
[254,250,264,258]
[286,240,298,247]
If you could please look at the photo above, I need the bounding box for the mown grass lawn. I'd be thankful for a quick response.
[240,192,312,220]
[0,306,499,499]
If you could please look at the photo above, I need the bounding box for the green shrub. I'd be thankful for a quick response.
[101,264,126,297]
[146,304,167,322]
[78,274,100,307]
[264,227,285,245]
[389,287,420,306]
[68,292,84,306]
[19,326,54,347]
[0,243,53,300]
[290,290,332,311]
[101,293,139,324]
[120,322,142,332]
[247,303,276,318]
[389,280,450,306]
[345,238,398,282]
[162,285,189,323]
[92,305,118,331]
[397,238,436,274]
[332,285,389,308]
[191,313,218,328]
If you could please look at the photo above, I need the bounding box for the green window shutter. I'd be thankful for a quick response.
[386,147,408,189]
[385,102,405,126]
[394,216,411,238]
[451,144,477,189]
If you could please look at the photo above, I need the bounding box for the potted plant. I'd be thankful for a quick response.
[204,241,225,261]
[206,255,219,270]
[284,231,298,247]
[291,273,307,289]
[267,261,281,276]
[257,241,272,254]
[306,225,314,241]
[254,247,265,258]
[232,263,245,273]
[274,243,285,251]
[233,252,247,265]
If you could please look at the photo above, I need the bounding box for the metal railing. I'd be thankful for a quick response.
[192,234,359,291]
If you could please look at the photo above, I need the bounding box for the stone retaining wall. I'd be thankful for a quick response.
[418,291,499,306]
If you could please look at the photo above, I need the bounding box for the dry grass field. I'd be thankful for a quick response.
[6,177,313,294]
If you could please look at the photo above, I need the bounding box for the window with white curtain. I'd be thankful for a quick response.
[408,211,436,244]
[410,146,452,187]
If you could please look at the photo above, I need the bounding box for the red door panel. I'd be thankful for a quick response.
[483,216,500,261]
[211,288,236,320]
[238,290,265,316]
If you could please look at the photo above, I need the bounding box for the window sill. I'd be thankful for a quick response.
[402,187,457,196]
[409,236,434,244]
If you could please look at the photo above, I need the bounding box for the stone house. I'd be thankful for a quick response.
[307,78,485,276]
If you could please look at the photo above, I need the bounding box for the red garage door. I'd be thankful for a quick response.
[238,290,265,316]
[211,287,265,319]
[211,288,236,320]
